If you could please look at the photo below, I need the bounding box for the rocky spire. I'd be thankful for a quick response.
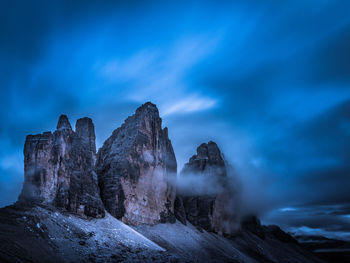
[56,114,72,131]
[184,141,227,177]
[97,102,177,225]
[175,141,239,235]
[75,117,96,154]
[135,101,159,115]
[19,115,104,218]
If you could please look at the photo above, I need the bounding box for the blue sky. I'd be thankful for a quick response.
[1,0,350,239]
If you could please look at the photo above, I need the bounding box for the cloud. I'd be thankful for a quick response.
[265,203,350,240]
[162,95,217,116]
[97,50,157,82]
[290,226,350,241]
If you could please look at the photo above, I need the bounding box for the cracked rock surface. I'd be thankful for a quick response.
[19,115,104,218]
[97,102,177,225]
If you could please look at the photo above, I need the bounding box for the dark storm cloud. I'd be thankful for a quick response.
[0,0,140,57]
[264,204,350,240]
[259,99,350,239]
[263,99,350,202]
[310,24,350,84]
[0,0,350,239]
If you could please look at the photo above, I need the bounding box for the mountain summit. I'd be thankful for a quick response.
[97,102,177,225]
[19,115,104,218]
[175,141,240,235]
[0,102,324,263]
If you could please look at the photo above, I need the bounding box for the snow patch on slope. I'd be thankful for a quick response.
[32,206,166,262]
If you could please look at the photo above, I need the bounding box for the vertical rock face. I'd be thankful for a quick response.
[176,141,239,235]
[75,117,96,154]
[19,115,105,218]
[97,102,177,225]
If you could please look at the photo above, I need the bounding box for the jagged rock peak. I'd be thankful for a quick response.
[97,102,177,225]
[75,117,96,153]
[56,114,72,131]
[135,101,159,114]
[19,114,104,218]
[183,141,226,178]
[190,141,225,167]
[124,101,162,130]
[176,141,239,235]
[115,102,164,137]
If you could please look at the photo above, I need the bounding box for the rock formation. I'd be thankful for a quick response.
[96,102,177,225]
[1,103,327,263]
[176,141,239,234]
[18,104,237,230]
[75,117,97,156]
[19,115,105,218]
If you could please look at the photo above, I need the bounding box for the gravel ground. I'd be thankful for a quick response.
[0,204,323,263]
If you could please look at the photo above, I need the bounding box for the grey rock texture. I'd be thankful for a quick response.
[75,117,97,155]
[97,102,177,225]
[19,115,104,218]
[177,141,239,235]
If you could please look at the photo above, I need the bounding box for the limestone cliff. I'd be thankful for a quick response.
[97,102,177,225]
[176,141,239,234]
[19,115,104,218]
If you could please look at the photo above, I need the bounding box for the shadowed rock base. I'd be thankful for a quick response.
[0,204,324,263]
